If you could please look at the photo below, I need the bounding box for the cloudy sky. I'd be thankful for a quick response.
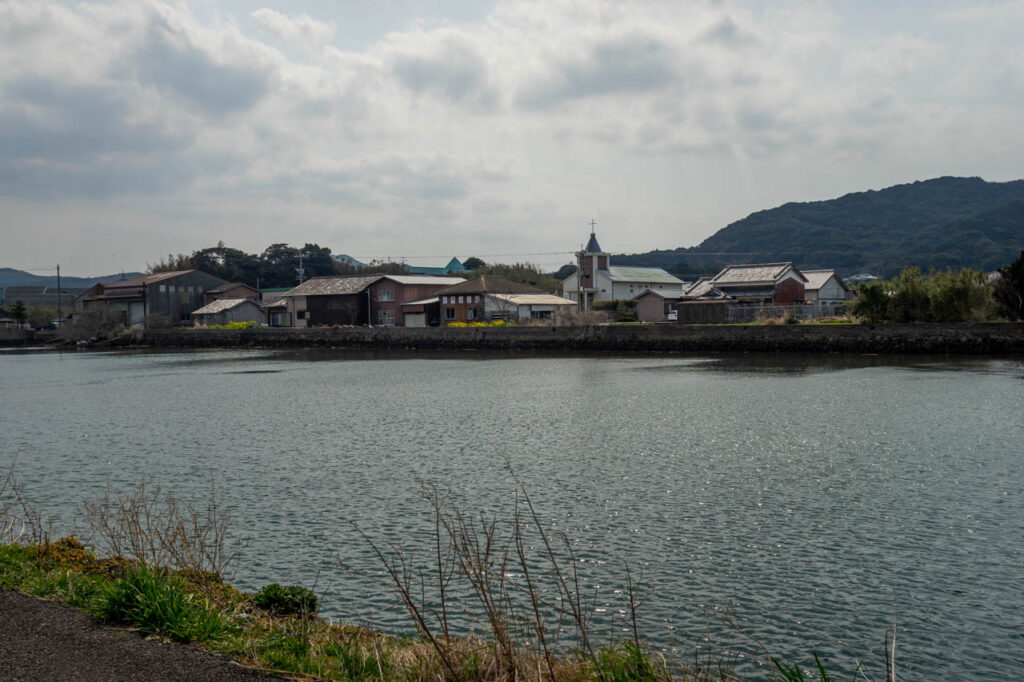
[2,0,1022,275]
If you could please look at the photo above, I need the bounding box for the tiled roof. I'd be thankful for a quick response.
[682,278,731,300]
[436,276,545,295]
[284,275,382,296]
[606,266,685,285]
[802,269,848,292]
[191,298,258,315]
[634,289,685,300]
[710,263,806,286]
[208,282,255,294]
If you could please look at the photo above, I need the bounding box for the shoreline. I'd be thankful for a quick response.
[132,322,1024,355]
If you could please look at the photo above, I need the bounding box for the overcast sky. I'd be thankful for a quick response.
[2,0,1022,276]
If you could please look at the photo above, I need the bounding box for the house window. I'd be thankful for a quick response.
[169,285,176,293]
[377,289,394,302]
[159,285,166,293]
[297,310,306,320]
[467,307,478,320]
[458,296,464,304]
[378,309,395,326]
[445,307,456,320]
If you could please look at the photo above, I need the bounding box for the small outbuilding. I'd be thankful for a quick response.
[634,290,685,322]
[192,298,264,327]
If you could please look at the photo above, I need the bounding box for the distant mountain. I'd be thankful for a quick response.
[613,177,1024,278]
[0,268,146,289]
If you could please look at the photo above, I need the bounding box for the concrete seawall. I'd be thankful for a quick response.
[137,323,1024,355]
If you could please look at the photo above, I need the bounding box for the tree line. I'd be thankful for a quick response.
[149,244,568,293]
[851,250,1024,323]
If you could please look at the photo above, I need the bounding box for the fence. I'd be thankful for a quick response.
[725,301,850,323]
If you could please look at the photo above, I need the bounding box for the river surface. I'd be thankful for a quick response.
[1,349,1022,679]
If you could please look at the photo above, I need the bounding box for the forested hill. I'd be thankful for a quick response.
[0,268,145,288]
[613,177,1024,278]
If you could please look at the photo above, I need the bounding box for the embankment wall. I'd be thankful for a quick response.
[137,323,1024,355]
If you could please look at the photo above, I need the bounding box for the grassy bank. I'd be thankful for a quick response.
[0,538,712,681]
[1,474,892,681]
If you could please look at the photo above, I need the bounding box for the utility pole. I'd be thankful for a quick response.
[56,264,62,327]
[296,254,306,285]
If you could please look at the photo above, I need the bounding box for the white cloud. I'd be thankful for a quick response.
[251,8,335,47]
[0,0,1021,273]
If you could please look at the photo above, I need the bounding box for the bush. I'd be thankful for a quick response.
[57,308,126,343]
[203,321,259,330]
[254,583,319,616]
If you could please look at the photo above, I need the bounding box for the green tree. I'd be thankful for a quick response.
[468,262,562,293]
[148,253,194,273]
[928,268,992,322]
[27,304,60,329]
[9,300,27,327]
[888,267,931,322]
[851,282,889,324]
[994,249,1024,320]
[463,256,486,269]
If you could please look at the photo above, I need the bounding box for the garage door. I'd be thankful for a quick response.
[404,313,426,327]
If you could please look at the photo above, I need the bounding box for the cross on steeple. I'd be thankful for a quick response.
[589,219,597,232]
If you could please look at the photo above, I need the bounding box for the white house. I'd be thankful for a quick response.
[802,270,852,303]
[562,230,685,309]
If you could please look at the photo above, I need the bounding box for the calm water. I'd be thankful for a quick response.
[1,349,1022,679]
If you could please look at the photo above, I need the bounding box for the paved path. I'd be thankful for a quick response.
[0,591,283,681]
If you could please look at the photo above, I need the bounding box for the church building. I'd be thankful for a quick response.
[561,229,685,310]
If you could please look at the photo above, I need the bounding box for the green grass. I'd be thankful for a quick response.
[97,563,230,642]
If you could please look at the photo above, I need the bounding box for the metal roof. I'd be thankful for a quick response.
[606,266,685,285]
[284,275,382,297]
[104,270,198,289]
[437,276,545,295]
[382,275,466,286]
[401,296,440,306]
[191,298,259,315]
[585,232,603,253]
[487,293,576,306]
[710,263,806,286]
[802,269,849,292]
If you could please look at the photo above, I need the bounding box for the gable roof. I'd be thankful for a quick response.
[208,282,256,294]
[284,275,383,296]
[104,270,199,289]
[634,289,685,300]
[436,276,545,295]
[606,266,685,285]
[191,298,260,315]
[802,269,849,292]
[710,263,807,286]
[682,277,732,300]
[380,275,466,286]
[487,293,576,306]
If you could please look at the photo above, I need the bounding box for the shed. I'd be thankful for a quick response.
[634,290,685,322]
[191,298,264,327]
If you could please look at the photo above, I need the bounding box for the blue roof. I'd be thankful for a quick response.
[585,233,603,253]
